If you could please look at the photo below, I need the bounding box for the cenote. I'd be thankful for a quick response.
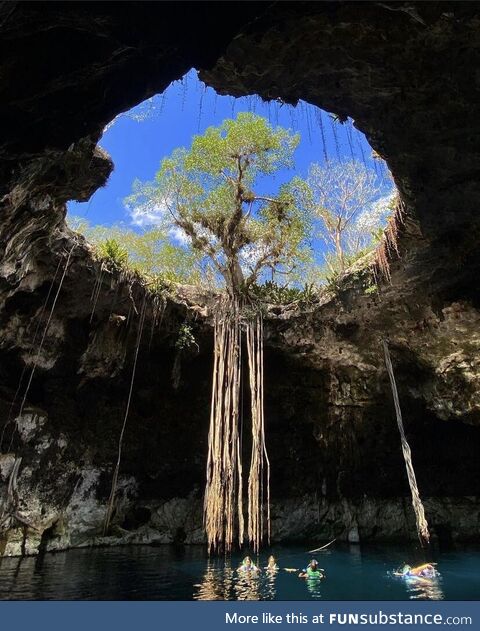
[1,1,480,603]
[1,544,480,601]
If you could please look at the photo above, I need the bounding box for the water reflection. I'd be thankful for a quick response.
[193,560,235,600]
[0,544,477,600]
[263,568,278,601]
[193,559,279,601]
[304,576,323,599]
[404,575,444,601]
[234,570,262,600]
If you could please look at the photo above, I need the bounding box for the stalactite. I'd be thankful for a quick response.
[383,340,430,546]
[104,294,147,534]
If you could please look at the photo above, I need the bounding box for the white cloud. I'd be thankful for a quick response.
[355,191,396,234]
[168,225,191,246]
[127,198,170,228]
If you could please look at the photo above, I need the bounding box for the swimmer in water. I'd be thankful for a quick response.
[398,563,437,579]
[238,556,260,573]
[299,559,324,579]
[265,555,279,571]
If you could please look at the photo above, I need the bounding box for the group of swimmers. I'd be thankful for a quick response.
[238,555,438,583]
[238,556,325,580]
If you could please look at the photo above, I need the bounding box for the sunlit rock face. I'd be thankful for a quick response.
[0,2,480,554]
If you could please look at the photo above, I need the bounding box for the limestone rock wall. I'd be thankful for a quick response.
[1,2,480,554]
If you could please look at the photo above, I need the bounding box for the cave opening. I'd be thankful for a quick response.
[66,67,396,289]
[60,68,401,552]
[1,3,480,569]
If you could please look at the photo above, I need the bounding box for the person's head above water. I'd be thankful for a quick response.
[402,564,411,574]
[243,556,252,566]
[309,559,318,570]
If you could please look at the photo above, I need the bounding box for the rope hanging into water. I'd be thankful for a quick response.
[382,339,430,546]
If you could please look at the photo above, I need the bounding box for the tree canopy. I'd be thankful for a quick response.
[292,160,391,272]
[69,218,202,285]
[125,112,312,296]
[70,115,397,294]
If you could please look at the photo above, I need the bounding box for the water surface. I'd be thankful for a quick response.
[0,544,479,600]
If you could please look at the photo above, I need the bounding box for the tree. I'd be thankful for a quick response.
[126,113,311,553]
[69,218,203,284]
[125,112,310,296]
[294,160,384,272]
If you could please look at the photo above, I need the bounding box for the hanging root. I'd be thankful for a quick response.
[246,312,270,553]
[203,299,270,554]
[374,199,405,281]
[3,244,76,453]
[1,254,64,451]
[383,339,430,546]
[203,297,243,552]
[103,295,147,535]
[90,262,105,323]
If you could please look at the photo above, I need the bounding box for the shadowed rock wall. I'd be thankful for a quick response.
[0,1,479,554]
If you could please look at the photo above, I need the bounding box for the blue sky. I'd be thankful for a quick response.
[67,69,392,234]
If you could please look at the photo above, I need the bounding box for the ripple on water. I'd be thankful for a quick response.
[0,543,479,600]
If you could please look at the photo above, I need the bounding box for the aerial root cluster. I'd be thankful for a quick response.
[204,297,270,553]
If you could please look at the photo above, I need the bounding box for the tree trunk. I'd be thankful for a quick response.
[335,230,345,271]
[226,258,245,297]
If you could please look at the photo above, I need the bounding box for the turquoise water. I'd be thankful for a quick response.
[0,544,479,600]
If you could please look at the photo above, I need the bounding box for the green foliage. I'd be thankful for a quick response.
[69,218,202,285]
[364,280,378,295]
[175,322,198,351]
[97,238,129,268]
[324,268,343,293]
[125,113,311,294]
[249,280,317,306]
[291,160,394,274]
